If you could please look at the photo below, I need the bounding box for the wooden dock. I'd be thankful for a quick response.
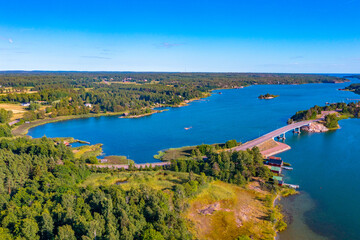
[283,183,299,189]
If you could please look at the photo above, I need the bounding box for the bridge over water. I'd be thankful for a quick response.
[232,119,317,152]
[94,119,318,168]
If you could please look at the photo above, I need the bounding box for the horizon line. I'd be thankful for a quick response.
[0,70,358,75]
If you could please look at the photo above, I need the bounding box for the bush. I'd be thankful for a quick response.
[225,139,238,148]
[276,219,287,231]
[0,108,12,123]
[0,124,12,137]
[86,156,98,164]
[325,113,339,129]
[237,236,252,240]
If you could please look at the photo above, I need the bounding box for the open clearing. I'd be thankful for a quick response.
[0,103,28,120]
[80,170,190,190]
[185,181,275,240]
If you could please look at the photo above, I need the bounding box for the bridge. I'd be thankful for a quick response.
[232,119,318,152]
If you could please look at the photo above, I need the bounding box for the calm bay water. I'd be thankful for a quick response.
[29,76,360,239]
[278,120,360,239]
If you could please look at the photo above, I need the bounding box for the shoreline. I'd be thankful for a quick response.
[12,112,125,136]
[15,91,214,137]
[12,80,350,138]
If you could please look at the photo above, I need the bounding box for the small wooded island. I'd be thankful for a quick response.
[258,93,279,99]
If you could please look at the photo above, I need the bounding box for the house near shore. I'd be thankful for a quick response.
[84,103,92,108]
[272,176,283,186]
[21,102,30,107]
[265,156,283,167]
[270,166,282,174]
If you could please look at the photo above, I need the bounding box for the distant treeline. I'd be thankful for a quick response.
[0,72,346,89]
[0,72,346,120]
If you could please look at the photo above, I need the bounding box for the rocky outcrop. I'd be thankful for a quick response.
[301,122,329,133]
[198,203,221,215]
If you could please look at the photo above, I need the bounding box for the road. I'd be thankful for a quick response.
[90,162,171,169]
[232,119,317,151]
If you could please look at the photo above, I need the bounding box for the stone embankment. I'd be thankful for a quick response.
[301,122,329,133]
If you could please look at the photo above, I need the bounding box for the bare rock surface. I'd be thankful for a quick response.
[301,122,329,133]
[198,202,221,215]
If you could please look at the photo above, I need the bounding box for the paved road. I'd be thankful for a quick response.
[232,119,317,152]
[91,162,171,169]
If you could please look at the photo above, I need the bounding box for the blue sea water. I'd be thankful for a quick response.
[278,119,360,240]
[28,76,360,239]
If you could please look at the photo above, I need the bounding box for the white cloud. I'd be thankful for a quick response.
[8,38,13,44]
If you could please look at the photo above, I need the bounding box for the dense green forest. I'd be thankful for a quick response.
[0,72,346,121]
[170,144,272,186]
[0,72,346,88]
[0,137,196,240]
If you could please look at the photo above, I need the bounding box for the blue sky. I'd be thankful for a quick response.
[0,0,359,72]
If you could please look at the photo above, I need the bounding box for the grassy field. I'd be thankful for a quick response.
[185,181,276,240]
[0,103,28,120]
[158,146,196,161]
[257,139,279,152]
[101,155,135,165]
[80,170,190,190]
[0,87,37,95]
[73,144,103,159]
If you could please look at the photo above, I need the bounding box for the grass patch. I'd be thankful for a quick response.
[186,181,276,240]
[0,103,28,121]
[80,170,191,190]
[280,187,298,197]
[160,146,196,161]
[153,151,165,160]
[101,155,134,165]
[73,144,103,159]
[257,139,279,152]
